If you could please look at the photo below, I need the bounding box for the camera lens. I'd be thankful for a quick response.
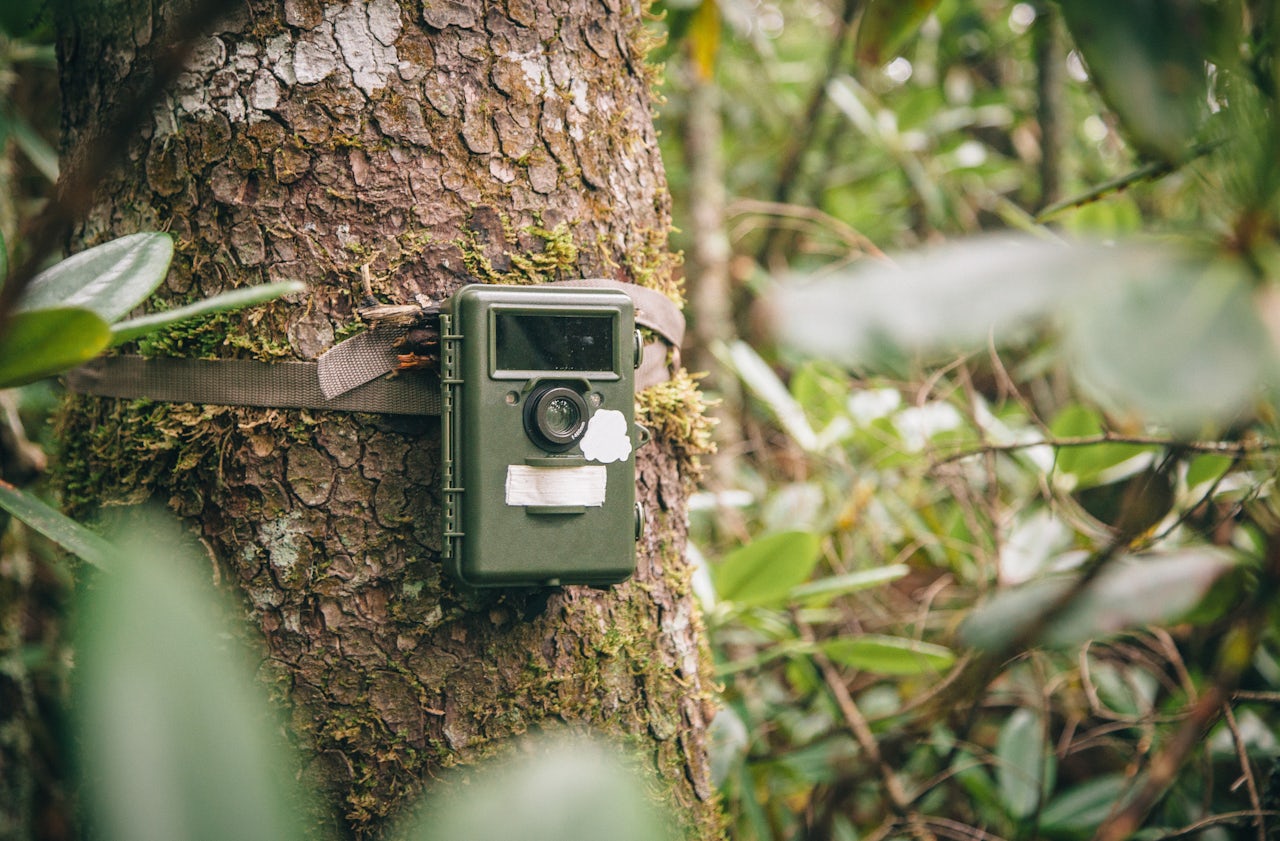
[524,385,590,452]
[543,396,582,436]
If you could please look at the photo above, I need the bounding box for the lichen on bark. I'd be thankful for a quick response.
[54,0,722,838]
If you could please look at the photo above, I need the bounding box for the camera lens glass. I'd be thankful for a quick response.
[543,396,582,436]
[524,385,590,452]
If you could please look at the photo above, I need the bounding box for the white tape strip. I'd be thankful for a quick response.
[505,464,607,507]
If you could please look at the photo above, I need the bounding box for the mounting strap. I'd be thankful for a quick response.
[66,280,684,417]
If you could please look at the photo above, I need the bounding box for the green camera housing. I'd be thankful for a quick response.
[441,284,642,587]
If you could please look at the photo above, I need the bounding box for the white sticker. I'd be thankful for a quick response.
[579,409,632,464]
[505,464,607,507]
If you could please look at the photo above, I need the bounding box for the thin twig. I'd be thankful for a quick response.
[1222,703,1267,841]
[931,432,1278,468]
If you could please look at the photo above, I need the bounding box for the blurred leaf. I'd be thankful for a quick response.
[75,508,310,841]
[1063,255,1270,432]
[855,0,942,66]
[10,113,59,182]
[790,359,851,431]
[820,634,954,675]
[789,564,910,605]
[1039,774,1132,839]
[769,236,1080,366]
[0,481,114,568]
[1058,0,1208,163]
[959,548,1238,650]
[390,735,673,841]
[713,530,823,606]
[0,307,111,388]
[110,281,306,345]
[1185,453,1234,491]
[1049,405,1153,489]
[0,226,7,281]
[686,0,720,81]
[17,233,174,322]
[996,708,1048,820]
[721,340,819,451]
[0,0,47,36]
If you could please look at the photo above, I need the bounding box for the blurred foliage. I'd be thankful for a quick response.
[658,0,1280,839]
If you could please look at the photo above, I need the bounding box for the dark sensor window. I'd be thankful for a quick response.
[495,312,615,372]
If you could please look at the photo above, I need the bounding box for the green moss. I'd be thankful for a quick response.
[636,367,716,479]
[457,219,580,285]
[133,305,294,361]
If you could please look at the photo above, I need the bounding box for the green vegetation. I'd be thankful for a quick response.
[657,1,1280,839]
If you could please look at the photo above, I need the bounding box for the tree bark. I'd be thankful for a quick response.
[54,1,721,837]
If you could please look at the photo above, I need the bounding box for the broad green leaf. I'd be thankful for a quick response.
[389,735,673,841]
[1058,0,1208,163]
[1048,405,1153,490]
[1185,453,1234,491]
[1063,255,1270,433]
[820,634,954,675]
[959,548,1238,651]
[855,0,942,66]
[789,564,910,605]
[996,708,1048,820]
[713,530,823,607]
[0,307,111,387]
[0,481,114,569]
[75,508,310,841]
[110,281,306,345]
[1039,774,1132,839]
[17,233,173,322]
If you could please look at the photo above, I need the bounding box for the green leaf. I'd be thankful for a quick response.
[789,564,910,605]
[75,508,310,841]
[959,548,1238,651]
[855,0,942,66]
[1048,405,1153,490]
[1040,774,1132,839]
[0,307,111,388]
[820,634,954,675]
[713,530,823,607]
[17,233,174,323]
[996,708,1048,820]
[1185,453,1234,491]
[0,482,114,568]
[1063,255,1270,433]
[1058,0,1208,163]
[790,359,851,432]
[110,281,306,345]
[0,226,8,281]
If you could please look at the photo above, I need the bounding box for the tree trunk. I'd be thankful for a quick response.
[54,0,721,837]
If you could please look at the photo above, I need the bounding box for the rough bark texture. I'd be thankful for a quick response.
[54,1,720,837]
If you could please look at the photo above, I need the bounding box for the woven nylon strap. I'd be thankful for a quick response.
[67,356,441,415]
[67,281,683,416]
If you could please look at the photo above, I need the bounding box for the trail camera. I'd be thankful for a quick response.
[441,285,644,587]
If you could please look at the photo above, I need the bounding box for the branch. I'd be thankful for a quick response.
[931,432,1278,468]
